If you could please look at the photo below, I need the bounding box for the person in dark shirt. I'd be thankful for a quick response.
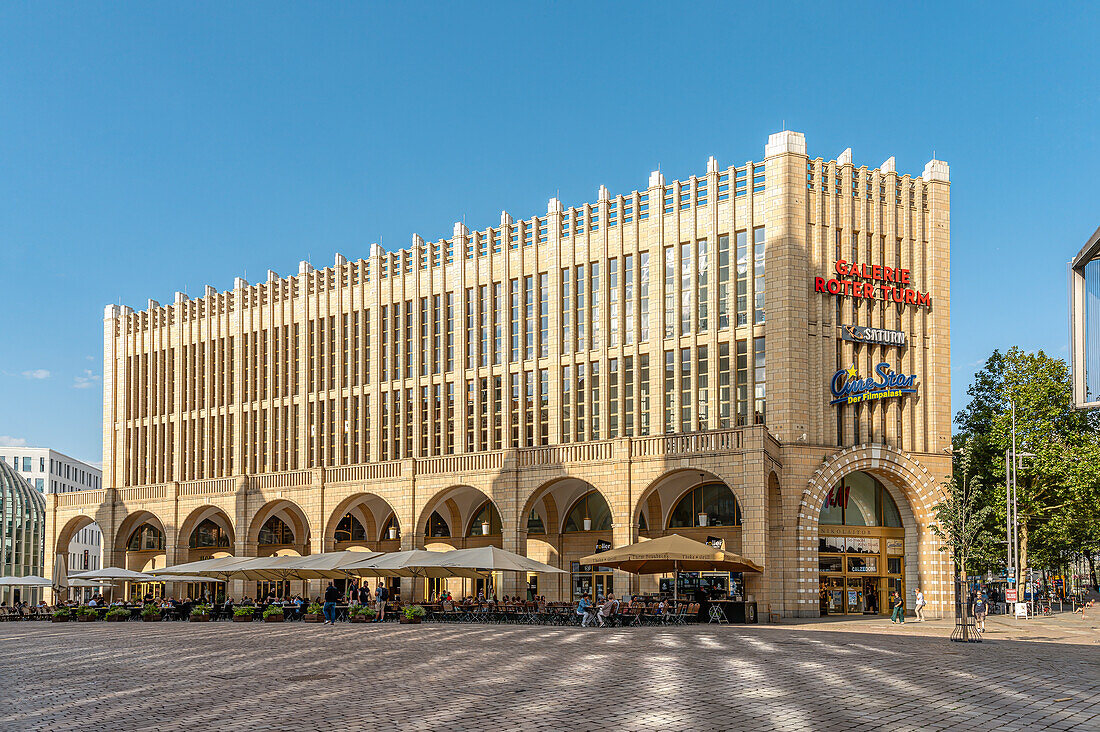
[323,582,341,626]
[358,582,371,607]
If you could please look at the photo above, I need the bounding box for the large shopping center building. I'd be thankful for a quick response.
[44,131,953,618]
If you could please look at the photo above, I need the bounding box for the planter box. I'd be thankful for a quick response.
[189,614,211,622]
[399,616,422,624]
[349,615,370,623]
[232,614,254,623]
[51,616,69,623]
[263,614,285,623]
[302,614,322,623]
[77,615,97,622]
[106,615,128,622]
[142,615,162,622]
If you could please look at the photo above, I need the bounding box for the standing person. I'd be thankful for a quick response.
[890,590,905,624]
[973,594,988,633]
[358,582,371,608]
[914,588,926,622]
[322,581,340,626]
[375,582,388,622]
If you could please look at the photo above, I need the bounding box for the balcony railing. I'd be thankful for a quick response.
[53,426,759,509]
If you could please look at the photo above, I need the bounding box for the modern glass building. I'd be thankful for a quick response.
[1,459,45,604]
[1069,225,1100,408]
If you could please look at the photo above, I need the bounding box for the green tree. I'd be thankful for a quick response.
[931,447,995,612]
[955,347,1100,589]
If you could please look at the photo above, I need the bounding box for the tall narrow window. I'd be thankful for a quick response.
[754,227,766,324]
[493,283,502,366]
[510,279,520,362]
[640,354,650,436]
[624,254,634,345]
[561,268,572,353]
[697,238,708,331]
[680,347,692,432]
[754,336,766,424]
[608,258,619,347]
[576,264,586,351]
[524,275,535,360]
[561,365,572,442]
[446,293,454,372]
[608,358,619,438]
[639,252,650,342]
[623,355,634,435]
[664,351,675,433]
[466,288,477,369]
[697,345,709,429]
[539,368,549,444]
[719,342,731,428]
[736,231,748,326]
[539,273,549,358]
[575,363,586,440]
[590,263,600,350]
[718,234,730,329]
[590,361,600,438]
[736,339,748,424]
[664,246,675,338]
[480,284,489,367]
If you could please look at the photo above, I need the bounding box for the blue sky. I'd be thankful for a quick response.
[1,3,1097,466]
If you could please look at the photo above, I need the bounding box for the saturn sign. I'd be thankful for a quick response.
[830,362,918,406]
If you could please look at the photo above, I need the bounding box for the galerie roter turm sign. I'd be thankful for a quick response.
[814,260,932,308]
[830,362,918,406]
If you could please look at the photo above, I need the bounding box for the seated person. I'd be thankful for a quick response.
[597,594,620,627]
[576,594,596,627]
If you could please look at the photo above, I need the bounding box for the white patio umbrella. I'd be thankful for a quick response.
[146,556,256,581]
[70,567,159,582]
[434,546,567,574]
[0,575,53,586]
[280,550,384,580]
[151,575,227,584]
[344,550,485,579]
[53,554,69,599]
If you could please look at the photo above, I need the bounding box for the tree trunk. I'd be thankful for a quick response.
[959,554,969,641]
[1087,553,1098,593]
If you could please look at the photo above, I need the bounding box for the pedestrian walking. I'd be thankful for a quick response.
[973,594,988,633]
[323,581,340,626]
[890,590,905,624]
[914,587,926,622]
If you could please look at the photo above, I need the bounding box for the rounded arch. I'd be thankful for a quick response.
[632,468,749,533]
[325,492,401,544]
[247,499,312,550]
[56,514,100,557]
[466,500,503,537]
[115,510,168,552]
[562,490,613,533]
[416,484,502,542]
[666,482,742,529]
[519,476,615,536]
[178,505,235,550]
[799,444,947,616]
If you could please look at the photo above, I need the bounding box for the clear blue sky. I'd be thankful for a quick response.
[1,3,1097,467]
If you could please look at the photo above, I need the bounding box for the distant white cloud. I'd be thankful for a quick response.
[21,369,50,380]
[73,370,101,389]
[0,436,28,447]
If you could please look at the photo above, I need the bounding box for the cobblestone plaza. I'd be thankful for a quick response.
[2,622,1097,731]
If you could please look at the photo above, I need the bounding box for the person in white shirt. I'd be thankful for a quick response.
[914,588,926,622]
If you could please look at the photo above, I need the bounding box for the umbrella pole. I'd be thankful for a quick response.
[674,561,679,606]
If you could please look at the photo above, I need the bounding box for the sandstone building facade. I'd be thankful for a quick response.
[44,130,953,618]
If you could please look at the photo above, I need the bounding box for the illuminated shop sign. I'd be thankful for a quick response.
[814,260,933,308]
[830,362,918,406]
[840,325,906,348]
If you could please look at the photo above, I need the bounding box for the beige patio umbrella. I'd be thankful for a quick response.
[70,567,160,581]
[146,555,256,581]
[344,550,485,579]
[434,546,567,574]
[0,575,52,586]
[578,533,763,603]
[280,550,384,580]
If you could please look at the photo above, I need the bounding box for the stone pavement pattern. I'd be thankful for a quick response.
[1,623,1098,731]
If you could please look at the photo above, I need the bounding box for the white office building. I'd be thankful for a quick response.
[1,447,102,577]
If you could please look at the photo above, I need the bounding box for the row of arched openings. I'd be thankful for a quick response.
[116,483,745,550]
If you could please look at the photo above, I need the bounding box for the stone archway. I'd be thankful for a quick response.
[177,506,235,564]
[324,492,401,552]
[247,499,312,557]
[798,444,948,619]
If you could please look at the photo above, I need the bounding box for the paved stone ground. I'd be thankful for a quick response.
[1,621,1098,731]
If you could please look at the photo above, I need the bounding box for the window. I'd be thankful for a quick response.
[22,457,31,472]
[561,268,572,352]
[718,171,730,201]
[258,516,294,546]
[563,491,612,532]
[426,511,451,538]
[754,227,765,324]
[639,252,649,342]
[736,231,748,326]
[664,246,675,338]
[189,518,231,548]
[608,258,619,347]
[623,254,634,345]
[526,509,545,534]
[335,514,366,542]
[754,337,766,425]
[467,501,502,536]
[819,472,903,527]
[669,483,741,528]
[698,238,708,331]
[680,242,692,335]
[639,193,649,219]
[127,523,166,551]
[717,234,730,328]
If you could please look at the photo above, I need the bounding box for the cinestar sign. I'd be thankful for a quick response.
[840,325,906,348]
[830,362,918,406]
